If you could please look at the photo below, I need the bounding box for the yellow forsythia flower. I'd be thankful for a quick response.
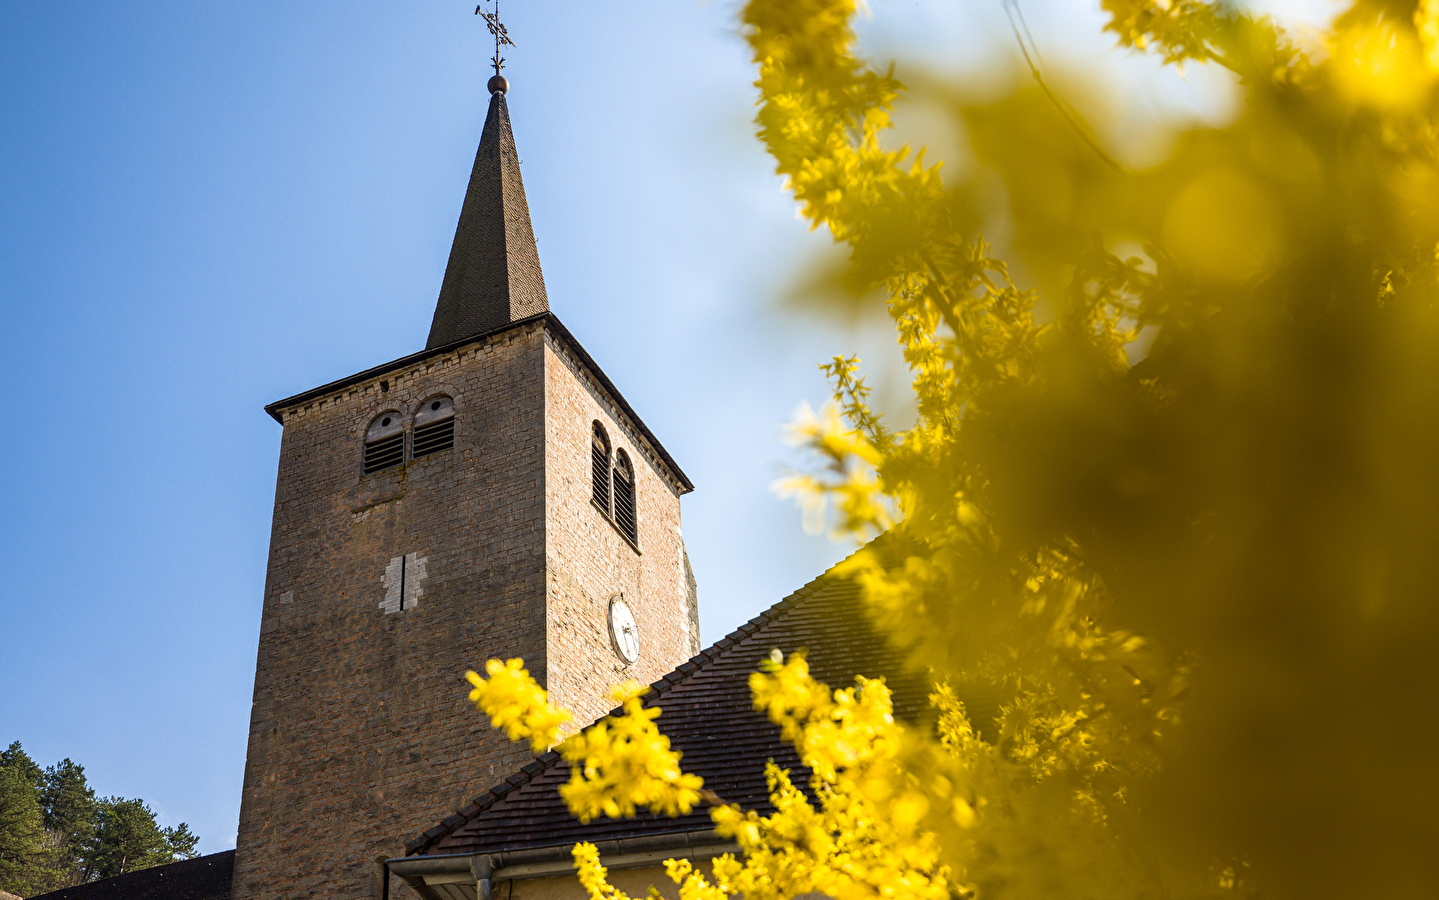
[464,659,570,751]
[558,683,706,823]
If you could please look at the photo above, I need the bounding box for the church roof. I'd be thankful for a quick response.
[402,545,934,860]
[426,88,548,349]
[28,851,233,900]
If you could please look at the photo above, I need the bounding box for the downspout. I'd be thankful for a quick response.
[471,855,494,900]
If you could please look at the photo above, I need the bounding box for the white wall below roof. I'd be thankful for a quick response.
[505,866,833,900]
[510,866,694,900]
[416,858,727,900]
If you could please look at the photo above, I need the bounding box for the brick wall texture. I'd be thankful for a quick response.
[232,320,697,899]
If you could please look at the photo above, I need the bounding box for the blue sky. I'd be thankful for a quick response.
[0,0,1324,855]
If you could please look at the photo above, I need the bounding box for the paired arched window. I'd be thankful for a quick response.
[364,411,405,474]
[362,395,455,474]
[613,450,637,544]
[591,422,612,514]
[591,421,638,546]
[412,396,455,459]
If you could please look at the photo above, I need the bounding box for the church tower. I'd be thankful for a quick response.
[232,76,700,900]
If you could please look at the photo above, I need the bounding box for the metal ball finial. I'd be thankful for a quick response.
[487,74,509,95]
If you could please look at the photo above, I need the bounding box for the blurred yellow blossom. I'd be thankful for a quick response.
[750,0,1439,894]
[465,0,1439,897]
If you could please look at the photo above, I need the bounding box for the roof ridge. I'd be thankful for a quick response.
[403,550,868,856]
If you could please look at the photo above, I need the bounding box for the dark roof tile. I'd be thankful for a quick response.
[28,851,234,900]
[405,544,932,858]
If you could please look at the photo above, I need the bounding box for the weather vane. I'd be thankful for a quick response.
[476,1,515,79]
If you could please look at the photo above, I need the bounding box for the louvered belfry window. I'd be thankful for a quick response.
[363,412,405,474]
[591,422,611,515]
[613,450,637,544]
[412,396,455,460]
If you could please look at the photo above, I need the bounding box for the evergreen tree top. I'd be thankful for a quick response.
[0,743,41,792]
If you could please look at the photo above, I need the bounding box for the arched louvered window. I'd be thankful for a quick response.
[412,396,455,459]
[613,450,637,544]
[364,412,404,474]
[591,422,611,515]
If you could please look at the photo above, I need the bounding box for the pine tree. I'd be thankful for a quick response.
[0,745,41,795]
[0,754,59,896]
[84,797,174,881]
[163,823,199,861]
[0,744,201,888]
[41,759,95,886]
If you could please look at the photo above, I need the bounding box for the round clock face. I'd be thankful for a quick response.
[608,596,639,665]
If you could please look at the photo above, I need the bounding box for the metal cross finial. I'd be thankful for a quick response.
[475,2,515,76]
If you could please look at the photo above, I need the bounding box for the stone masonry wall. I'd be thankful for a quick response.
[235,324,554,900]
[541,334,700,729]
[235,318,696,900]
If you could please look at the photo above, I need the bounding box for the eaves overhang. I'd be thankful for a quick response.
[385,831,735,900]
[262,312,694,494]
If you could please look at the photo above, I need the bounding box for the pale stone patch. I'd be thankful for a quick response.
[380,552,428,614]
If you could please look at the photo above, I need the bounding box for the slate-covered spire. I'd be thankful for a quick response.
[426,81,548,349]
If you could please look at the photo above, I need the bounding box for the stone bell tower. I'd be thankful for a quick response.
[232,77,700,900]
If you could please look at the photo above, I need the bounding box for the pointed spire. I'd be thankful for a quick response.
[426,83,548,349]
